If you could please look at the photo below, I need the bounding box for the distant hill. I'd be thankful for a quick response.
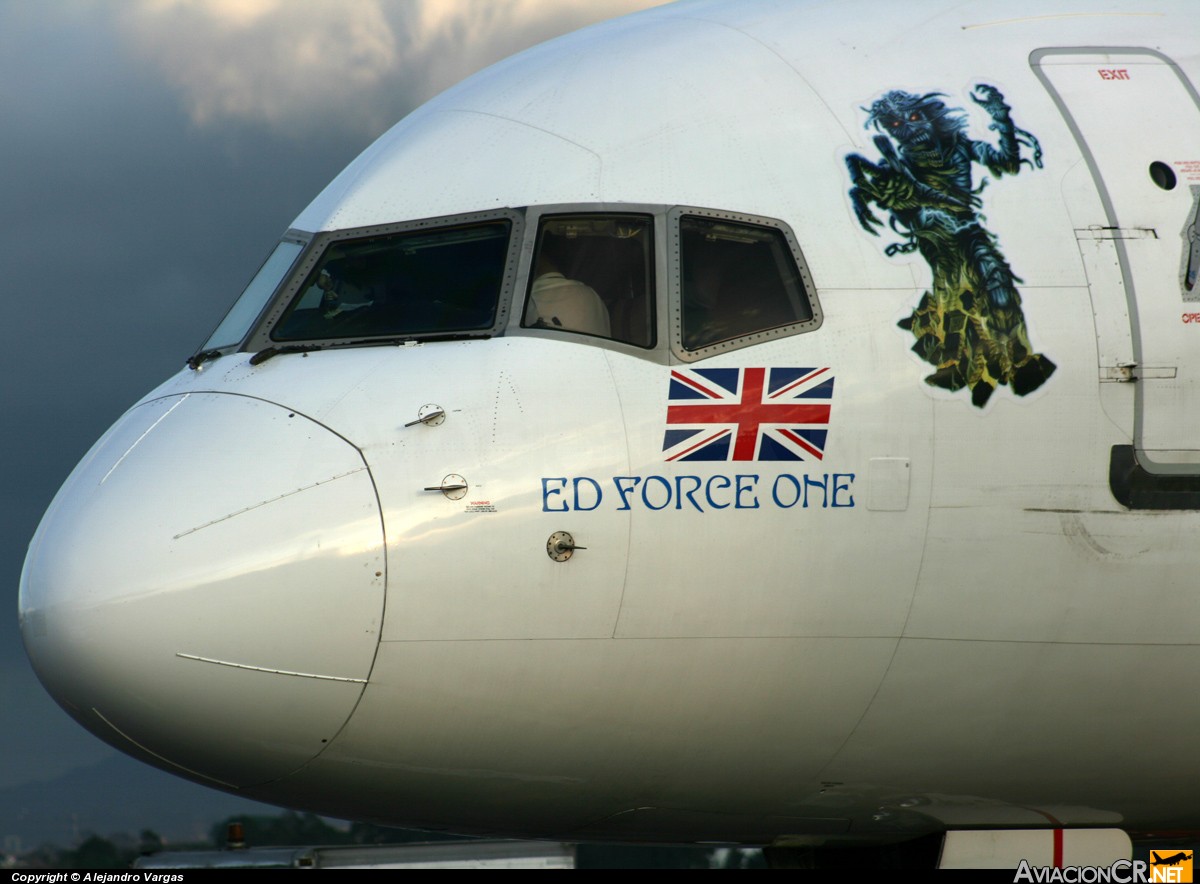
[0,754,283,852]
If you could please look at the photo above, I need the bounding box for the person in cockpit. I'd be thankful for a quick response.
[526,241,611,338]
[317,257,376,319]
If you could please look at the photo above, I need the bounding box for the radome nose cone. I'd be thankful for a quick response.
[20,393,384,787]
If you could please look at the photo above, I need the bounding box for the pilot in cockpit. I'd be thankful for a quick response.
[525,237,612,338]
[316,257,376,320]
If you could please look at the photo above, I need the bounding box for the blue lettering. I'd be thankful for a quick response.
[705,475,731,509]
[613,476,641,511]
[642,475,672,510]
[771,474,802,508]
[675,475,703,511]
[572,477,603,511]
[543,472,853,513]
[804,474,828,508]
[832,473,855,508]
[735,474,760,509]
[542,477,569,512]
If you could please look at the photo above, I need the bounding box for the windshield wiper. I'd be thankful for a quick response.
[249,344,324,365]
[187,349,224,370]
[253,334,494,364]
[250,333,493,366]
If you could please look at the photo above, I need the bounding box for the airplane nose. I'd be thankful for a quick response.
[19,392,385,788]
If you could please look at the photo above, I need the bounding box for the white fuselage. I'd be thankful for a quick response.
[20,0,1200,845]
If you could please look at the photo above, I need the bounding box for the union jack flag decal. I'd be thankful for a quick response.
[662,367,834,461]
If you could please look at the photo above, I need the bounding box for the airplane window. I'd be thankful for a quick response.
[1149,161,1177,191]
[680,216,814,350]
[202,240,304,351]
[271,220,511,342]
[521,214,655,348]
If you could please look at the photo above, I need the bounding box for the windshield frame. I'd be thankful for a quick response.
[241,208,524,353]
[666,206,822,363]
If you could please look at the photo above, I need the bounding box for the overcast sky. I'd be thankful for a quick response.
[0,0,665,829]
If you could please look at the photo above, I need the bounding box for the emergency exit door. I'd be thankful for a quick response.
[1035,49,1200,470]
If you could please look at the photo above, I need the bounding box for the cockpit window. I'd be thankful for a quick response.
[521,214,655,348]
[202,239,304,351]
[678,214,817,353]
[271,220,511,342]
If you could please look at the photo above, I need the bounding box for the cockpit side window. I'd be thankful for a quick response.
[521,214,655,348]
[673,210,820,359]
[200,239,305,352]
[270,219,512,343]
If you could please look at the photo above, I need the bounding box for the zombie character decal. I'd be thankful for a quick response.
[846,85,1055,407]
